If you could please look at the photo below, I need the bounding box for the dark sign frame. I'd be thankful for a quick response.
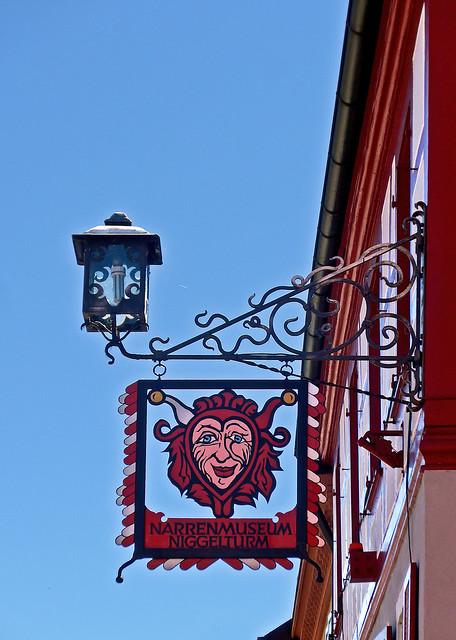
[117,379,324,579]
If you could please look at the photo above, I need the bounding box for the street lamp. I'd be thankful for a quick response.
[72,212,162,333]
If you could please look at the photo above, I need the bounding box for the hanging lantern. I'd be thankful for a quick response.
[73,212,162,332]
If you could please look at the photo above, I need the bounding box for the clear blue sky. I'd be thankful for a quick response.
[1,2,347,638]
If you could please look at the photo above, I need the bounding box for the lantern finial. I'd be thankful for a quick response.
[104,212,132,226]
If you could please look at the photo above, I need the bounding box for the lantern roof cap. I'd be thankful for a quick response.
[72,213,162,265]
[84,212,152,236]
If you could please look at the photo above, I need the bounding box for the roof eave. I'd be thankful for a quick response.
[302,0,384,380]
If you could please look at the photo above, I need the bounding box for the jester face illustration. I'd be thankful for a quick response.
[151,389,294,518]
[191,415,253,489]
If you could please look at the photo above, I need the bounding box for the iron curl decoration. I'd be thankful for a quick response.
[95,204,425,404]
[400,362,423,410]
[89,247,106,263]
[195,311,230,328]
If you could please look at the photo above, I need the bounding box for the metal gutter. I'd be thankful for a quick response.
[257,619,294,640]
[302,0,383,380]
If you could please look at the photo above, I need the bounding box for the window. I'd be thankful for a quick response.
[396,563,418,640]
[373,627,392,640]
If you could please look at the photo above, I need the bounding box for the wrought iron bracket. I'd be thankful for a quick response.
[88,203,426,406]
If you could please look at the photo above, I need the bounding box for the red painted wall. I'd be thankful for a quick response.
[424,1,456,428]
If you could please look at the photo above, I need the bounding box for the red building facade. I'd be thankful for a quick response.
[290,0,456,638]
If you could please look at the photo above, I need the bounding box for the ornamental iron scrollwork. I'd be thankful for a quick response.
[91,203,425,406]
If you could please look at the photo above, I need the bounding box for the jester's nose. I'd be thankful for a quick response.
[214,439,230,463]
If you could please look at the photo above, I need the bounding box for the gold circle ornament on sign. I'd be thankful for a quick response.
[282,390,297,405]
[149,390,164,404]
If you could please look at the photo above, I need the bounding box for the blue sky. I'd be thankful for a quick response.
[1,2,347,638]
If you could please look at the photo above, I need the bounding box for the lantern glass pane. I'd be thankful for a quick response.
[88,244,141,308]
[83,242,149,332]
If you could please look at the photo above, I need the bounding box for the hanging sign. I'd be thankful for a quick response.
[116,379,326,578]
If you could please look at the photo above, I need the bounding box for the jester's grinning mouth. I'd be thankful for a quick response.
[212,465,237,478]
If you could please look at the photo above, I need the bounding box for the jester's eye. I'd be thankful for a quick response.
[197,432,217,445]
[230,433,245,444]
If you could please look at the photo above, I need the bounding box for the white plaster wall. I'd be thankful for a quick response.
[366,470,456,639]
[365,474,426,639]
[422,470,456,639]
